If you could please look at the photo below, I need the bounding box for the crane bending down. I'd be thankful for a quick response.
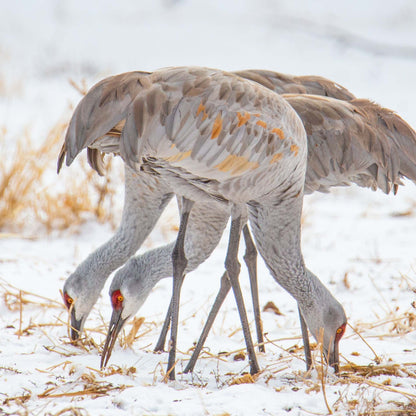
[99,92,416,372]
[59,66,350,379]
[58,68,416,377]
[60,68,356,343]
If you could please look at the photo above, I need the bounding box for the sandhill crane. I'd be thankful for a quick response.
[60,68,355,343]
[98,92,416,373]
[59,66,348,380]
[184,94,416,372]
[59,67,416,377]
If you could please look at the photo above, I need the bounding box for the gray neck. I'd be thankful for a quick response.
[68,165,173,293]
[130,242,177,287]
[247,195,321,307]
[123,197,231,288]
[119,198,232,298]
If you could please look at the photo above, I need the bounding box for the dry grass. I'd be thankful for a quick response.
[3,369,131,406]
[0,77,123,233]
[123,317,145,348]
[2,276,416,415]
[1,278,63,311]
[1,251,416,415]
[228,373,258,385]
[0,118,122,234]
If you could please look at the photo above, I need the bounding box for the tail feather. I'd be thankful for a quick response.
[87,148,106,176]
[352,99,416,188]
[57,142,66,174]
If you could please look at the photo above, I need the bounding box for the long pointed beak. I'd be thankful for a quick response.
[298,306,312,370]
[328,338,340,374]
[70,307,84,341]
[100,309,128,369]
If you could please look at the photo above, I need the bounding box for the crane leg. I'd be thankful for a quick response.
[155,201,230,354]
[184,224,264,373]
[158,221,264,372]
[184,271,231,373]
[299,306,312,370]
[167,197,194,380]
[242,224,265,353]
[225,206,260,375]
[154,299,172,352]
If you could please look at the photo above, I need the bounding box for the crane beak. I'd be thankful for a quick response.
[69,307,84,341]
[327,337,340,374]
[100,308,128,369]
[298,306,312,370]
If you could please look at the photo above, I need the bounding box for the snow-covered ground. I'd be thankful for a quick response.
[1,1,416,414]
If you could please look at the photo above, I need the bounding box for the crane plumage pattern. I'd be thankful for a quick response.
[58,66,416,379]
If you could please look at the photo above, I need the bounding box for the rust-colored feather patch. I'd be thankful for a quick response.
[271,128,285,140]
[214,154,259,175]
[196,102,205,116]
[196,102,208,121]
[211,114,223,139]
[290,144,299,156]
[237,112,251,127]
[165,149,192,163]
[270,152,283,164]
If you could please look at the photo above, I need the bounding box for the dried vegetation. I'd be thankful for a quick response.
[1,276,416,415]
[1,80,416,415]
[0,83,122,234]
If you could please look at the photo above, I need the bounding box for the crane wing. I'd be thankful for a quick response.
[57,71,151,174]
[234,69,356,101]
[284,94,416,194]
[120,71,303,181]
[58,68,357,176]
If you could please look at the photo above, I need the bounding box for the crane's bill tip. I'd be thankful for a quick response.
[100,311,127,370]
[57,143,66,174]
[70,328,80,341]
[69,307,84,341]
[100,354,106,369]
[328,338,340,374]
[57,158,64,174]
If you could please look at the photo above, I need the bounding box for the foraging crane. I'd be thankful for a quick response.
[60,68,355,343]
[184,93,416,372]
[60,66,348,379]
[99,92,416,373]
[59,67,416,376]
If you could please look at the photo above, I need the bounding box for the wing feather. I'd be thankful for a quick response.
[121,70,300,181]
[59,66,416,198]
[284,94,416,194]
[59,67,356,174]
[58,71,151,172]
[233,69,356,100]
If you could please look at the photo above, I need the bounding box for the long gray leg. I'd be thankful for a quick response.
[154,300,172,352]
[299,306,312,370]
[226,205,260,375]
[184,223,264,373]
[167,197,194,380]
[153,200,230,353]
[184,271,231,373]
[242,224,265,353]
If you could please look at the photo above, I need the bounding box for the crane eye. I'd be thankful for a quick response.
[63,292,74,309]
[335,323,346,342]
[111,290,124,310]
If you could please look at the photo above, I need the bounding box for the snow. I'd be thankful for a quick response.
[1,0,416,414]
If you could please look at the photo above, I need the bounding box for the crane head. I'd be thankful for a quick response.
[62,272,103,341]
[100,289,130,368]
[62,289,87,341]
[100,259,156,368]
[299,280,347,373]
